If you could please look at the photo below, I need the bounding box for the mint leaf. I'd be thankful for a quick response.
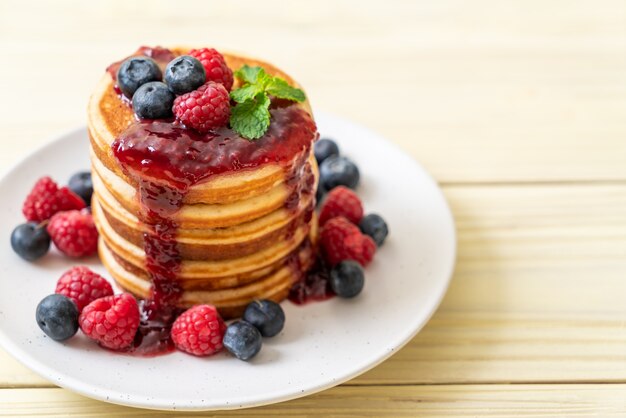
[234,65,263,84]
[230,93,271,140]
[266,78,306,102]
[230,84,261,103]
[234,65,273,87]
[230,65,307,140]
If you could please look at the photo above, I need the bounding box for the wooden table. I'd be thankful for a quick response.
[2,1,626,415]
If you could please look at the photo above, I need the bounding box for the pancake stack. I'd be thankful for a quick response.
[87,48,318,318]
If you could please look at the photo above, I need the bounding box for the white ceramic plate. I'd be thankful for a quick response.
[0,112,456,411]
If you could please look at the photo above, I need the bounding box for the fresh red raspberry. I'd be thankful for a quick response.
[47,209,98,258]
[79,293,140,350]
[320,217,376,267]
[189,48,234,91]
[321,216,357,243]
[22,177,58,222]
[342,233,376,267]
[57,186,87,211]
[22,177,85,222]
[171,305,226,356]
[173,82,231,133]
[55,266,113,312]
[319,186,364,226]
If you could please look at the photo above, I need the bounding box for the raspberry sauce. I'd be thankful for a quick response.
[288,259,335,305]
[111,100,317,355]
[124,302,181,356]
[113,107,315,189]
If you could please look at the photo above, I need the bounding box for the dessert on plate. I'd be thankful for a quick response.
[14,45,387,358]
[88,47,318,318]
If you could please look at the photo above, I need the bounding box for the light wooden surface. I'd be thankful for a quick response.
[2,386,626,417]
[1,0,626,415]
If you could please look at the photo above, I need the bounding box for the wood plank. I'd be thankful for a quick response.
[358,184,626,384]
[0,350,49,388]
[0,385,625,417]
[1,0,626,182]
[1,184,625,388]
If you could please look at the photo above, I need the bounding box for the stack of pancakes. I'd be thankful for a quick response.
[88,50,318,318]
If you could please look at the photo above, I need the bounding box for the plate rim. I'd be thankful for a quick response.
[0,113,457,411]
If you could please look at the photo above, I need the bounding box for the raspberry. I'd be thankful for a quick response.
[173,82,231,133]
[57,186,87,210]
[55,266,113,312]
[343,233,376,267]
[189,48,234,91]
[319,186,364,226]
[23,177,58,222]
[171,305,226,356]
[22,177,85,222]
[321,216,356,240]
[79,293,140,350]
[320,217,376,267]
[47,210,98,258]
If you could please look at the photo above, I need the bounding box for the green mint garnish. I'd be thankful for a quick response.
[230,65,306,140]
[265,78,306,102]
[230,93,271,141]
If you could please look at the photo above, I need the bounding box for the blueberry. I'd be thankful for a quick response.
[359,214,389,247]
[11,222,50,261]
[330,260,364,298]
[68,171,93,205]
[117,57,162,98]
[314,138,339,164]
[223,321,262,361]
[243,300,285,337]
[164,55,206,95]
[132,82,175,119]
[36,294,79,341]
[319,156,360,190]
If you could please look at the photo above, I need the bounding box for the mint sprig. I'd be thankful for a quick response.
[230,65,306,140]
[266,78,306,102]
[230,93,271,141]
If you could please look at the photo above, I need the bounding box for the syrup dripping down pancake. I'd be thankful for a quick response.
[88,47,319,316]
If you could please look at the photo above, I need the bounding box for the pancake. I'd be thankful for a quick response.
[99,238,315,319]
[91,147,318,229]
[95,189,315,261]
[93,198,316,282]
[88,46,319,316]
[88,49,315,205]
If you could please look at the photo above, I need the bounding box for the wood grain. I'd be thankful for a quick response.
[1,385,626,417]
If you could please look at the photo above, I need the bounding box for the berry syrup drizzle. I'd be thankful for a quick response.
[123,300,181,357]
[110,50,317,354]
[288,255,336,305]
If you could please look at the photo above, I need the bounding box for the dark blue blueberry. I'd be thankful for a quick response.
[117,57,162,98]
[359,214,389,247]
[330,260,364,298]
[68,171,93,205]
[319,155,360,190]
[11,222,50,261]
[243,300,285,337]
[164,55,206,95]
[36,294,79,341]
[314,138,339,164]
[223,321,262,361]
[132,82,175,119]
